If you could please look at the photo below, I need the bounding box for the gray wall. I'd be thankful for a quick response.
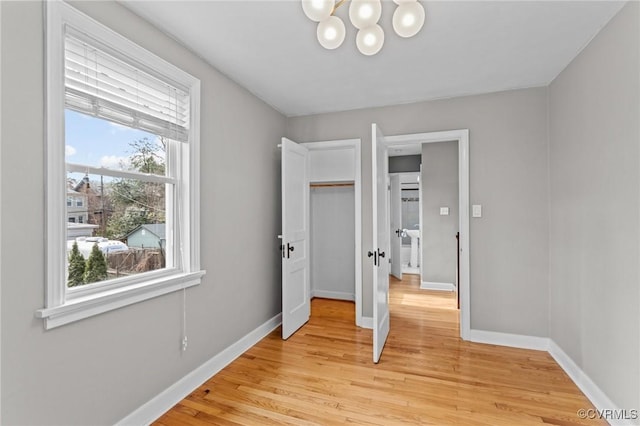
[389,155,421,173]
[548,2,640,413]
[0,1,286,424]
[288,87,549,336]
[421,142,459,285]
[4,1,635,424]
[310,186,355,299]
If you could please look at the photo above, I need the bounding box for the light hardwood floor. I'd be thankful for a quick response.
[155,274,603,425]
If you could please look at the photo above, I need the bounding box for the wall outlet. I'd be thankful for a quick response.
[472,204,482,218]
[440,207,449,216]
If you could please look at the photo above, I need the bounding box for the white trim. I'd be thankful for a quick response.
[66,163,177,185]
[303,139,363,328]
[0,2,3,419]
[548,340,634,426]
[115,315,630,426]
[418,166,423,281]
[420,281,455,292]
[384,129,470,340]
[36,271,205,329]
[311,290,355,301]
[42,1,204,328]
[45,0,67,309]
[361,316,374,329]
[117,313,282,426]
[467,329,550,351]
[467,330,634,423]
[452,330,633,424]
[354,141,362,327]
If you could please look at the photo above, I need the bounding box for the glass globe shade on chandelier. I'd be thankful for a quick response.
[301,0,425,56]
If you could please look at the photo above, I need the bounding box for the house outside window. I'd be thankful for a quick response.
[37,2,204,329]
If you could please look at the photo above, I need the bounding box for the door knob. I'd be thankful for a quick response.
[378,249,385,258]
[368,250,378,266]
[395,229,401,236]
[287,243,295,258]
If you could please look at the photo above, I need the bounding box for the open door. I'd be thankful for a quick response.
[371,124,390,363]
[281,137,310,339]
[389,174,402,280]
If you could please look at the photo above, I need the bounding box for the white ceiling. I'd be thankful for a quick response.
[121,1,625,117]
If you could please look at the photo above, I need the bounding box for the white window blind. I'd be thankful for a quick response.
[64,29,190,142]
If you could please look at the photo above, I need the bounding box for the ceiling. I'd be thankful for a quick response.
[121,1,625,117]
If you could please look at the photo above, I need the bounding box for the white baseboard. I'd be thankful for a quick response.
[468,331,635,425]
[361,316,373,329]
[548,340,634,426]
[118,311,633,426]
[420,281,455,292]
[467,329,550,351]
[116,313,282,426]
[311,290,355,301]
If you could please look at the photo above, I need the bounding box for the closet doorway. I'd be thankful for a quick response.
[280,138,362,339]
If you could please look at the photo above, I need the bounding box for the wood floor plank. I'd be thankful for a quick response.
[154,274,604,425]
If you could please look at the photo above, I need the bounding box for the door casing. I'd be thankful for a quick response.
[383,130,471,340]
[283,138,363,328]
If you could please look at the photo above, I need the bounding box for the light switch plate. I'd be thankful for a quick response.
[440,207,449,216]
[472,204,482,218]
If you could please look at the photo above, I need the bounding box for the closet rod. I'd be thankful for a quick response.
[309,182,354,188]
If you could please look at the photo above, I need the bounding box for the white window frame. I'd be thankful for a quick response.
[36,1,204,329]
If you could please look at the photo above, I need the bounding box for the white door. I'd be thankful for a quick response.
[371,124,390,363]
[281,137,310,339]
[389,174,402,280]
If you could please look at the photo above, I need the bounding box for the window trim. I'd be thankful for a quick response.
[37,1,203,329]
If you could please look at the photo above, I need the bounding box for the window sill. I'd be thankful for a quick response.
[35,270,206,329]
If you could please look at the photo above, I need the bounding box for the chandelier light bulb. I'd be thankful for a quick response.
[356,24,384,56]
[302,0,334,22]
[392,2,425,38]
[393,0,417,4]
[349,0,382,30]
[317,16,346,50]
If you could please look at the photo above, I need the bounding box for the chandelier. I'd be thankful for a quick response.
[301,0,425,56]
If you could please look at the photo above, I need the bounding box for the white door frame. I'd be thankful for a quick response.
[384,130,471,340]
[0,3,3,418]
[389,172,421,277]
[388,174,402,279]
[302,139,363,328]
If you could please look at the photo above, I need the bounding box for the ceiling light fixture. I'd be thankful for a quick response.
[301,0,425,56]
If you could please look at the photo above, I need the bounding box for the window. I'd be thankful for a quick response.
[37,2,203,329]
